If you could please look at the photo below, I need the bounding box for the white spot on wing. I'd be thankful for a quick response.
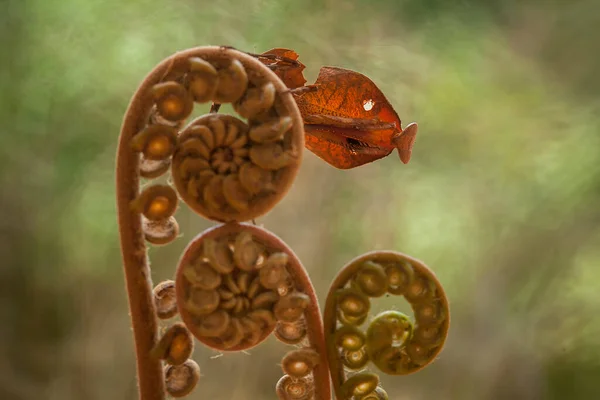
[363,99,375,111]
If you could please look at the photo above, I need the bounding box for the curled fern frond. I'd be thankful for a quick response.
[174,223,331,399]
[323,251,450,398]
[117,46,306,399]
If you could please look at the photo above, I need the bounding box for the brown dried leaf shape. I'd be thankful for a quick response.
[259,48,307,89]
[257,48,418,169]
[294,67,417,169]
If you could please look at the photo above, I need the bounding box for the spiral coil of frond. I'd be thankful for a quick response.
[324,251,450,399]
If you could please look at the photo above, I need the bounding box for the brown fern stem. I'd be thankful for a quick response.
[116,54,176,400]
[116,138,165,399]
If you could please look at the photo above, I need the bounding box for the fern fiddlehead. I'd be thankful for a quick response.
[323,251,450,399]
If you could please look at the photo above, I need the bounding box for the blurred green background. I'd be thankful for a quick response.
[2,0,600,399]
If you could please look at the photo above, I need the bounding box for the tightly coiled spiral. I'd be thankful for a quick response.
[173,223,331,399]
[128,48,303,224]
[171,112,297,221]
[324,251,450,399]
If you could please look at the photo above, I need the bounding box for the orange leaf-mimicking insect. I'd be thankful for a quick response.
[257,48,418,169]
[258,48,307,89]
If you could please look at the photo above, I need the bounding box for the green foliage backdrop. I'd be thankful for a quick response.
[1,0,599,398]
